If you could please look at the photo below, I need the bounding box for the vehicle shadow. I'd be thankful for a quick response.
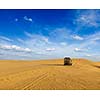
[41,64,64,66]
[93,65,100,68]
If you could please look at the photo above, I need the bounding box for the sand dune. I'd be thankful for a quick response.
[0,59,100,90]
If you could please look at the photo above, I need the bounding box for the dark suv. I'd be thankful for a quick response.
[64,57,72,65]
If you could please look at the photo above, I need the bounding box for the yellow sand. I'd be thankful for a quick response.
[0,59,100,90]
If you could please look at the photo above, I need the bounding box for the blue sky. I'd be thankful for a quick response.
[0,9,100,61]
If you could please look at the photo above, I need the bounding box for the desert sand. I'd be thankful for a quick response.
[0,58,100,90]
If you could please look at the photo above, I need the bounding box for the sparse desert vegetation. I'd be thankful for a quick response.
[0,59,100,90]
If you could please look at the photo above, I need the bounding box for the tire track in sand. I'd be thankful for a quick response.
[21,72,48,90]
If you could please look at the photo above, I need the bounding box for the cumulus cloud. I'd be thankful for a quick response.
[74,47,88,52]
[0,45,11,50]
[72,35,84,40]
[24,16,33,22]
[0,44,33,53]
[74,48,82,52]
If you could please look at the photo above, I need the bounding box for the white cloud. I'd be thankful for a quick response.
[24,31,51,45]
[0,44,33,53]
[23,30,99,60]
[74,47,88,52]
[24,31,33,38]
[60,42,67,46]
[0,26,100,60]
[48,27,71,42]
[0,45,11,50]
[78,32,100,49]
[15,18,18,22]
[28,18,32,22]
[24,16,32,22]
[17,38,25,44]
[86,32,100,41]
[42,37,49,43]
[85,54,92,57]
[24,48,33,52]
[46,48,56,51]
[72,35,84,40]
[74,48,82,52]
[75,10,99,27]
[0,36,13,42]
